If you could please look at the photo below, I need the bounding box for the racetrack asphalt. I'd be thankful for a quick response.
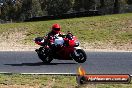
[0,51,132,74]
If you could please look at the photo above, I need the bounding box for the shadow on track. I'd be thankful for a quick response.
[4,62,77,66]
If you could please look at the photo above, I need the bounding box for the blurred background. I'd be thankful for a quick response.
[0,0,132,23]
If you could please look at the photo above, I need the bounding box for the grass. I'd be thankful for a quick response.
[25,13,132,44]
[0,13,132,46]
[0,74,132,88]
[0,74,76,88]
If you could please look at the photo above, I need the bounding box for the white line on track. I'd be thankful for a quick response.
[0,72,132,77]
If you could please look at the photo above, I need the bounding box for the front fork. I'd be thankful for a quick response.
[35,47,45,55]
[71,47,82,58]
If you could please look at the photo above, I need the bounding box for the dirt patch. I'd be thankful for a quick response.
[0,27,27,45]
[80,41,132,51]
[0,27,131,51]
[0,27,39,51]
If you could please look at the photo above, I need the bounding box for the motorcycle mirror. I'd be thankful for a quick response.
[67,31,71,33]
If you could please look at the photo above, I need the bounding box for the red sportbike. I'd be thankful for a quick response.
[34,32,87,63]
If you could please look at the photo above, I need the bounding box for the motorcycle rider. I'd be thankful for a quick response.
[43,23,66,47]
[35,24,87,63]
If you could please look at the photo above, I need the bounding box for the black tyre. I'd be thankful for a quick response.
[38,54,53,63]
[73,49,87,63]
[37,47,53,63]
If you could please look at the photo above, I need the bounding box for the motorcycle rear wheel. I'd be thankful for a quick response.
[37,47,53,63]
[72,49,87,63]
[38,53,53,63]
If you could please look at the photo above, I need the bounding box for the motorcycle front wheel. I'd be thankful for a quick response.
[72,49,87,63]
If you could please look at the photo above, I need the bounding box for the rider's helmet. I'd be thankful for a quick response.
[52,24,61,34]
